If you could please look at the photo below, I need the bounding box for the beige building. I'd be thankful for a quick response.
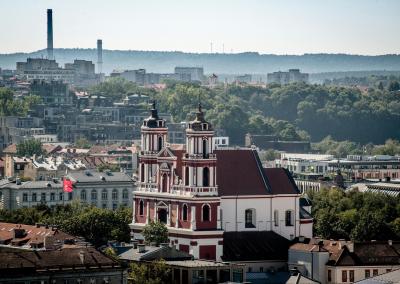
[289,238,400,284]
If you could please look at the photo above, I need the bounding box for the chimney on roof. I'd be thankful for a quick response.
[79,250,85,264]
[347,242,354,253]
[131,239,138,249]
[137,244,146,253]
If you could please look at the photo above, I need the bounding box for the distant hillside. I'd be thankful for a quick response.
[1,48,400,75]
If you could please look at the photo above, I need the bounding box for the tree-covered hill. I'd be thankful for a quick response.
[89,78,400,145]
[1,49,400,75]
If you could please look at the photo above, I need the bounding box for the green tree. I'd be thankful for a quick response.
[142,221,169,246]
[75,138,91,149]
[16,139,43,157]
[129,260,171,284]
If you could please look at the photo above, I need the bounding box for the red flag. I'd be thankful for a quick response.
[63,178,73,193]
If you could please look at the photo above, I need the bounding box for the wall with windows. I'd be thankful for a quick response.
[327,266,400,284]
[0,182,133,210]
[220,195,306,239]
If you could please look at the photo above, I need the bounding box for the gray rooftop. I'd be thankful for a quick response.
[68,170,133,183]
[0,180,63,190]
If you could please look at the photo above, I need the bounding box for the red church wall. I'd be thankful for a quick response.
[199,245,216,260]
[195,203,218,230]
[178,203,192,229]
[170,204,178,227]
[135,199,147,223]
[149,201,155,222]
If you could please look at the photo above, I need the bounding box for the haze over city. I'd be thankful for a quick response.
[1,0,400,55]
[2,1,400,284]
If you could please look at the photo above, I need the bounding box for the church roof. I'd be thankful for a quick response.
[215,149,300,196]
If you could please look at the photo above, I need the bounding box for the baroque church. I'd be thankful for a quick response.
[130,102,313,261]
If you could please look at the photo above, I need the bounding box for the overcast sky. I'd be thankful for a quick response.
[1,0,399,55]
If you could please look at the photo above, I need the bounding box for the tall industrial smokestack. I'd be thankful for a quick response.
[97,39,103,74]
[47,9,54,60]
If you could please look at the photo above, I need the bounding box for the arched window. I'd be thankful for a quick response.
[139,200,144,215]
[112,189,118,200]
[182,204,188,221]
[140,164,145,182]
[203,167,210,187]
[185,167,189,186]
[202,204,210,222]
[274,210,279,227]
[80,190,86,201]
[202,139,208,158]
[162,174,168,192]
[245,209,256,228]
[101,189,108,200]
[91,190,97,200]
[122,189,129,199]
[158,136,163,151]
[285,210,294,226]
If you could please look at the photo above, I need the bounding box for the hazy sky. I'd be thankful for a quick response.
[1,0,399,55]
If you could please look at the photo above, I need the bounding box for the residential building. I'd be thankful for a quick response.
[276,153,334,175]
[245,134,311,152]
[267,69,309,84]
[0,170,134,210]
[213,136,229,149]
[289,238,400,284]
[0,222,77,250]
[327,155,400,181]
[235,74,252,84]
[174,67,204,82]
[130,102,312,261]
[0,247,127,283]
[23,156,86,181]
[30,80,74,106]
[67,170,134,210]
[355,269,400,284]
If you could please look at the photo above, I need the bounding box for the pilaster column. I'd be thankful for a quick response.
[146,201,150,224]
[191,205,196,230]
[217,205,221,229]
[175,204,179,228]
[167,203,171,226]
[132,198,136,224]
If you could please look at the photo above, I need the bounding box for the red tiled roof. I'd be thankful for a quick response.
[0,222,75,249]
[3,144,17,154]
[264,168,300,195]
[216,149,270,196]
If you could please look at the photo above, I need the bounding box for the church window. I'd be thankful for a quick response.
[274,210,279,226]
[139,200,144,215]
[202,204,211,222]
[203,167,210,187]
[182,204,188,221]
[285,210,294,226]
[158,136,163,151]
[185,167,189,186]
[245,209,256,228]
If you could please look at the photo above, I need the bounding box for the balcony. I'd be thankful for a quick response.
[171,185,218,197]
[183,153,217,160]
[140,150,159,156]
[137,182,158,192]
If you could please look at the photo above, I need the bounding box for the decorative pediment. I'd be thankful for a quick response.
[157,147,176,158]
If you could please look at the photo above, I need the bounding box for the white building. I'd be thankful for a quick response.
[0,170,134,211]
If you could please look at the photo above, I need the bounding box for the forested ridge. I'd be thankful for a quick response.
[2,48,400,74]
[90,78,400,145]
